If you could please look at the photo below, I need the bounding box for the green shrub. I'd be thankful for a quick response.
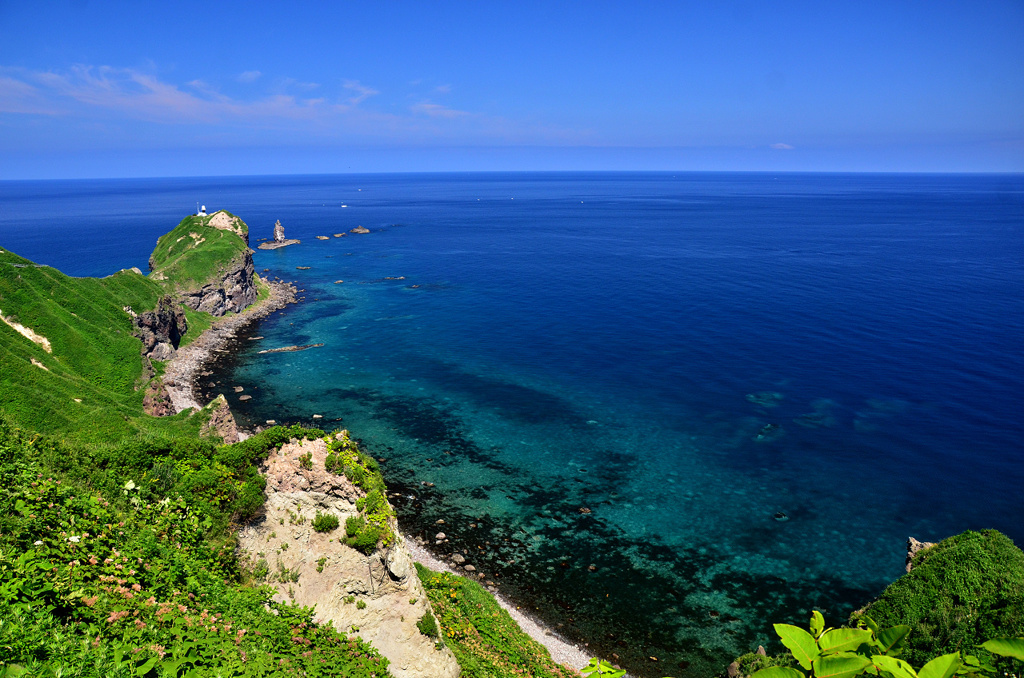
[299,451,313,470]
[417,609,439,638]
[854,530,1024,667]
[357,599,367,610]
[346,514,366,537]
[313,512,340,533]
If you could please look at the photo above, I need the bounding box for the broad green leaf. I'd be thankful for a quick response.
[812,655,873,678]
[752,667,806,678]
[859,616,880,635]
[133,657,158,675]
[775,623,821,670]
[917,653,961,678]
[810,611,826,638]
[819,628,874,654]
[876,626,912,655]
[980,638,1024,661]
[872,655,918,678]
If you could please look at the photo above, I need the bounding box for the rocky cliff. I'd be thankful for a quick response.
[237,436,462,678]
[131,295,187,360]
[179,251,257,316]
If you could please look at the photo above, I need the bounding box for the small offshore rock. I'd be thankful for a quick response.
[266,419,277,425]
[312,414,323,419]
[435,519,445,525]
[233,386,244,392]
[464,565,476,572]
[451,554,465,564]
[239,395,252,401]
[435,532,446,540]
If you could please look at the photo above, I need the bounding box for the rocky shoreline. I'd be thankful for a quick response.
[163,277,298,414]
[162,273,599,675]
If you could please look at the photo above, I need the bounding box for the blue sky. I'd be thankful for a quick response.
[1,1,1022,178]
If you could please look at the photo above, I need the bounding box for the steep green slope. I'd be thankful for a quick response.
[0,248,203,442]
[149,211,249,293]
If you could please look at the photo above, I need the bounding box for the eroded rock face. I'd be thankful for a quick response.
[142,378,175,417]
[906,537,936,572]
[200,394,240,443]
[133,296,187,360]
[237,437,460,678]
[207,211,249,246]
[180,252,257,316]
[274,219,286,242]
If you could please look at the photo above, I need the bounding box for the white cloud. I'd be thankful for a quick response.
[412,101,470,119]
[237,70,262,83]
[342,79,379,107]
[0,64,587,146]
[435,84,452,94]
[770,142,794,150]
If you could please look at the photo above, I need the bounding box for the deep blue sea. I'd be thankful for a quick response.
[3,172,1023,676]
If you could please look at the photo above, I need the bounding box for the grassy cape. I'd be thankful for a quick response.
[2,213,1021,677]
[0,214,572,677]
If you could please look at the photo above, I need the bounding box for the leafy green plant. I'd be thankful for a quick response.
[357,599,367,610]
[313,511,340,533]
[580,658,627,677]
[749,610,1024,678]
[417,609,439,638]
[299,451,313,470]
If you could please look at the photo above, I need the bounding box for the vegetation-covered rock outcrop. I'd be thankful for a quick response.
[853,529,1024,667]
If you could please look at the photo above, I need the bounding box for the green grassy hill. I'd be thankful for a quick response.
[0,247,204,443]
[149,211,250,293]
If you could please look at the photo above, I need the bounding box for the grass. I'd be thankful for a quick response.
[148,212,250,295]
[0,249,203,443]
[415,563,578,678]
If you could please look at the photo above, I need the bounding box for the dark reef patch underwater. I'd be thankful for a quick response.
[5,171,1023,676]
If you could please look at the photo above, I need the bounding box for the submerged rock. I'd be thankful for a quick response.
[746,391,784,408]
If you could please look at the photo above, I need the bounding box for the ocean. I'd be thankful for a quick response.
[2,172,1022,676]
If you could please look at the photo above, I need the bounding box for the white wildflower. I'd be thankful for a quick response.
[34,540,43,546]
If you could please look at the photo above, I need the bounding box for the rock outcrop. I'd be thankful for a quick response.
[906,537,936,573]
[200,394,241,443]
[237,437,461,678]
[207,210,249,245]
[132,296,187,360]
[180,253,257,316]
[257,220,300,250]
[142,378,175,417]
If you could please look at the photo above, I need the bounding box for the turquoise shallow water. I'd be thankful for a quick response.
[3,172,1023,676]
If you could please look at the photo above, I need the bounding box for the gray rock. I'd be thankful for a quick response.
[132,296,187,359]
